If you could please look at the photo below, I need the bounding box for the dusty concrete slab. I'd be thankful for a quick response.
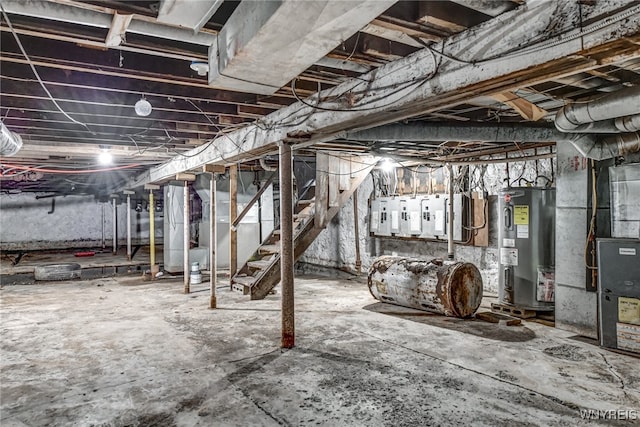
[0,247,163,275]
[1,275,638,426]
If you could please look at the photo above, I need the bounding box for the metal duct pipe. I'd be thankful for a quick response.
[555,86,640,133]
[0,122,22,157]
[615,114,640,133]
[569,132,640,161]
[554,113,640,134]
[259,158,278,171]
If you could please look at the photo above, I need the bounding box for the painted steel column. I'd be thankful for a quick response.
[210,172,217,309]
[229,165,238,281]
[126,193,132,261]
[112,197,117,255]
[149,190,156,269]
[101,203,106,250]
[184,181,190,294]
[353,188,361,274]
[447,164,455,260]
[279,142,295,349]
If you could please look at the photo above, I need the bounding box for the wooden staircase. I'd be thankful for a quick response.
[230,154,377,300]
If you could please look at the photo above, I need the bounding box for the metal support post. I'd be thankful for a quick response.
[210,172,217,309]
[279,142,295,349]
[184,180,190,294]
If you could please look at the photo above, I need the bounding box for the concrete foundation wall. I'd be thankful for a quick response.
[0,193,162,251]
[300,156,555,295]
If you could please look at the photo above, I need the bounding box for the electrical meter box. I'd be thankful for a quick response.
[388,198,401,235]
[407,198,422,236]
[378,199,391,236]
[369,194,465,241]
[369,199,380,234]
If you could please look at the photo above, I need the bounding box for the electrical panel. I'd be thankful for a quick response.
[369,194,466,241]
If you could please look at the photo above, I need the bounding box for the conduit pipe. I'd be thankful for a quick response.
[259,158,278,172]
[0,122,22,157]
[555,85,640,133]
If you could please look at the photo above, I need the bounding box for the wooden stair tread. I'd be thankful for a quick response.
[248,259,273,269]
[259,244,280,254]
[232,275,257,286]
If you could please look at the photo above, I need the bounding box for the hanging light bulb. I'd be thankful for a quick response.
[380,158,396,173]
[134,96,152,116]
[98,149,113,165]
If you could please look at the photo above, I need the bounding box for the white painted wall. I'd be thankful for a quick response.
[0,193,162,251]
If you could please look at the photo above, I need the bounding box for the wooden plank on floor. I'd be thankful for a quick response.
[476,311,522,326]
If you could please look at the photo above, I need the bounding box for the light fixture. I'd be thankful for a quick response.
[134,96,152,116]
[0,121,23,157]
[380,158,396,173]
[190,61,209,76]
[98,148,113,165]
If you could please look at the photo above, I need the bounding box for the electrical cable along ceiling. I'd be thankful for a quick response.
[1,0,640,195]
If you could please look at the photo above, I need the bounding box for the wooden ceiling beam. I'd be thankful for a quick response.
[129,1,640,187]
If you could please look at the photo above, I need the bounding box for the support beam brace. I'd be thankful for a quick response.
[231,173,275,230]
[208,0,396,94]
[347,122,563,142]
[129,1,640,188]
[1,0,216,45]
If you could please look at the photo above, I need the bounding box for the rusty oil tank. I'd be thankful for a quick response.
[368,256,483,318]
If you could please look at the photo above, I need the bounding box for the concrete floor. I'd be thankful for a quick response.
[1,273,638,426]
[1,248,160,277]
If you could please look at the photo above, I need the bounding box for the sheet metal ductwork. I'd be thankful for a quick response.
[0,122,22,157]
[554,86,640,158]
[555,86,640,133]
[569,132,640,161]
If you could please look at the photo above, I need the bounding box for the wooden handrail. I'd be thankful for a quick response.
[230,173,275,230]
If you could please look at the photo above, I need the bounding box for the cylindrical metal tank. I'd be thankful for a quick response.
[498,187,555,311]
[368,256,483,318]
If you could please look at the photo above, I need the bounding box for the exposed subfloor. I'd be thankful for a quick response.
[1,274,638,426]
